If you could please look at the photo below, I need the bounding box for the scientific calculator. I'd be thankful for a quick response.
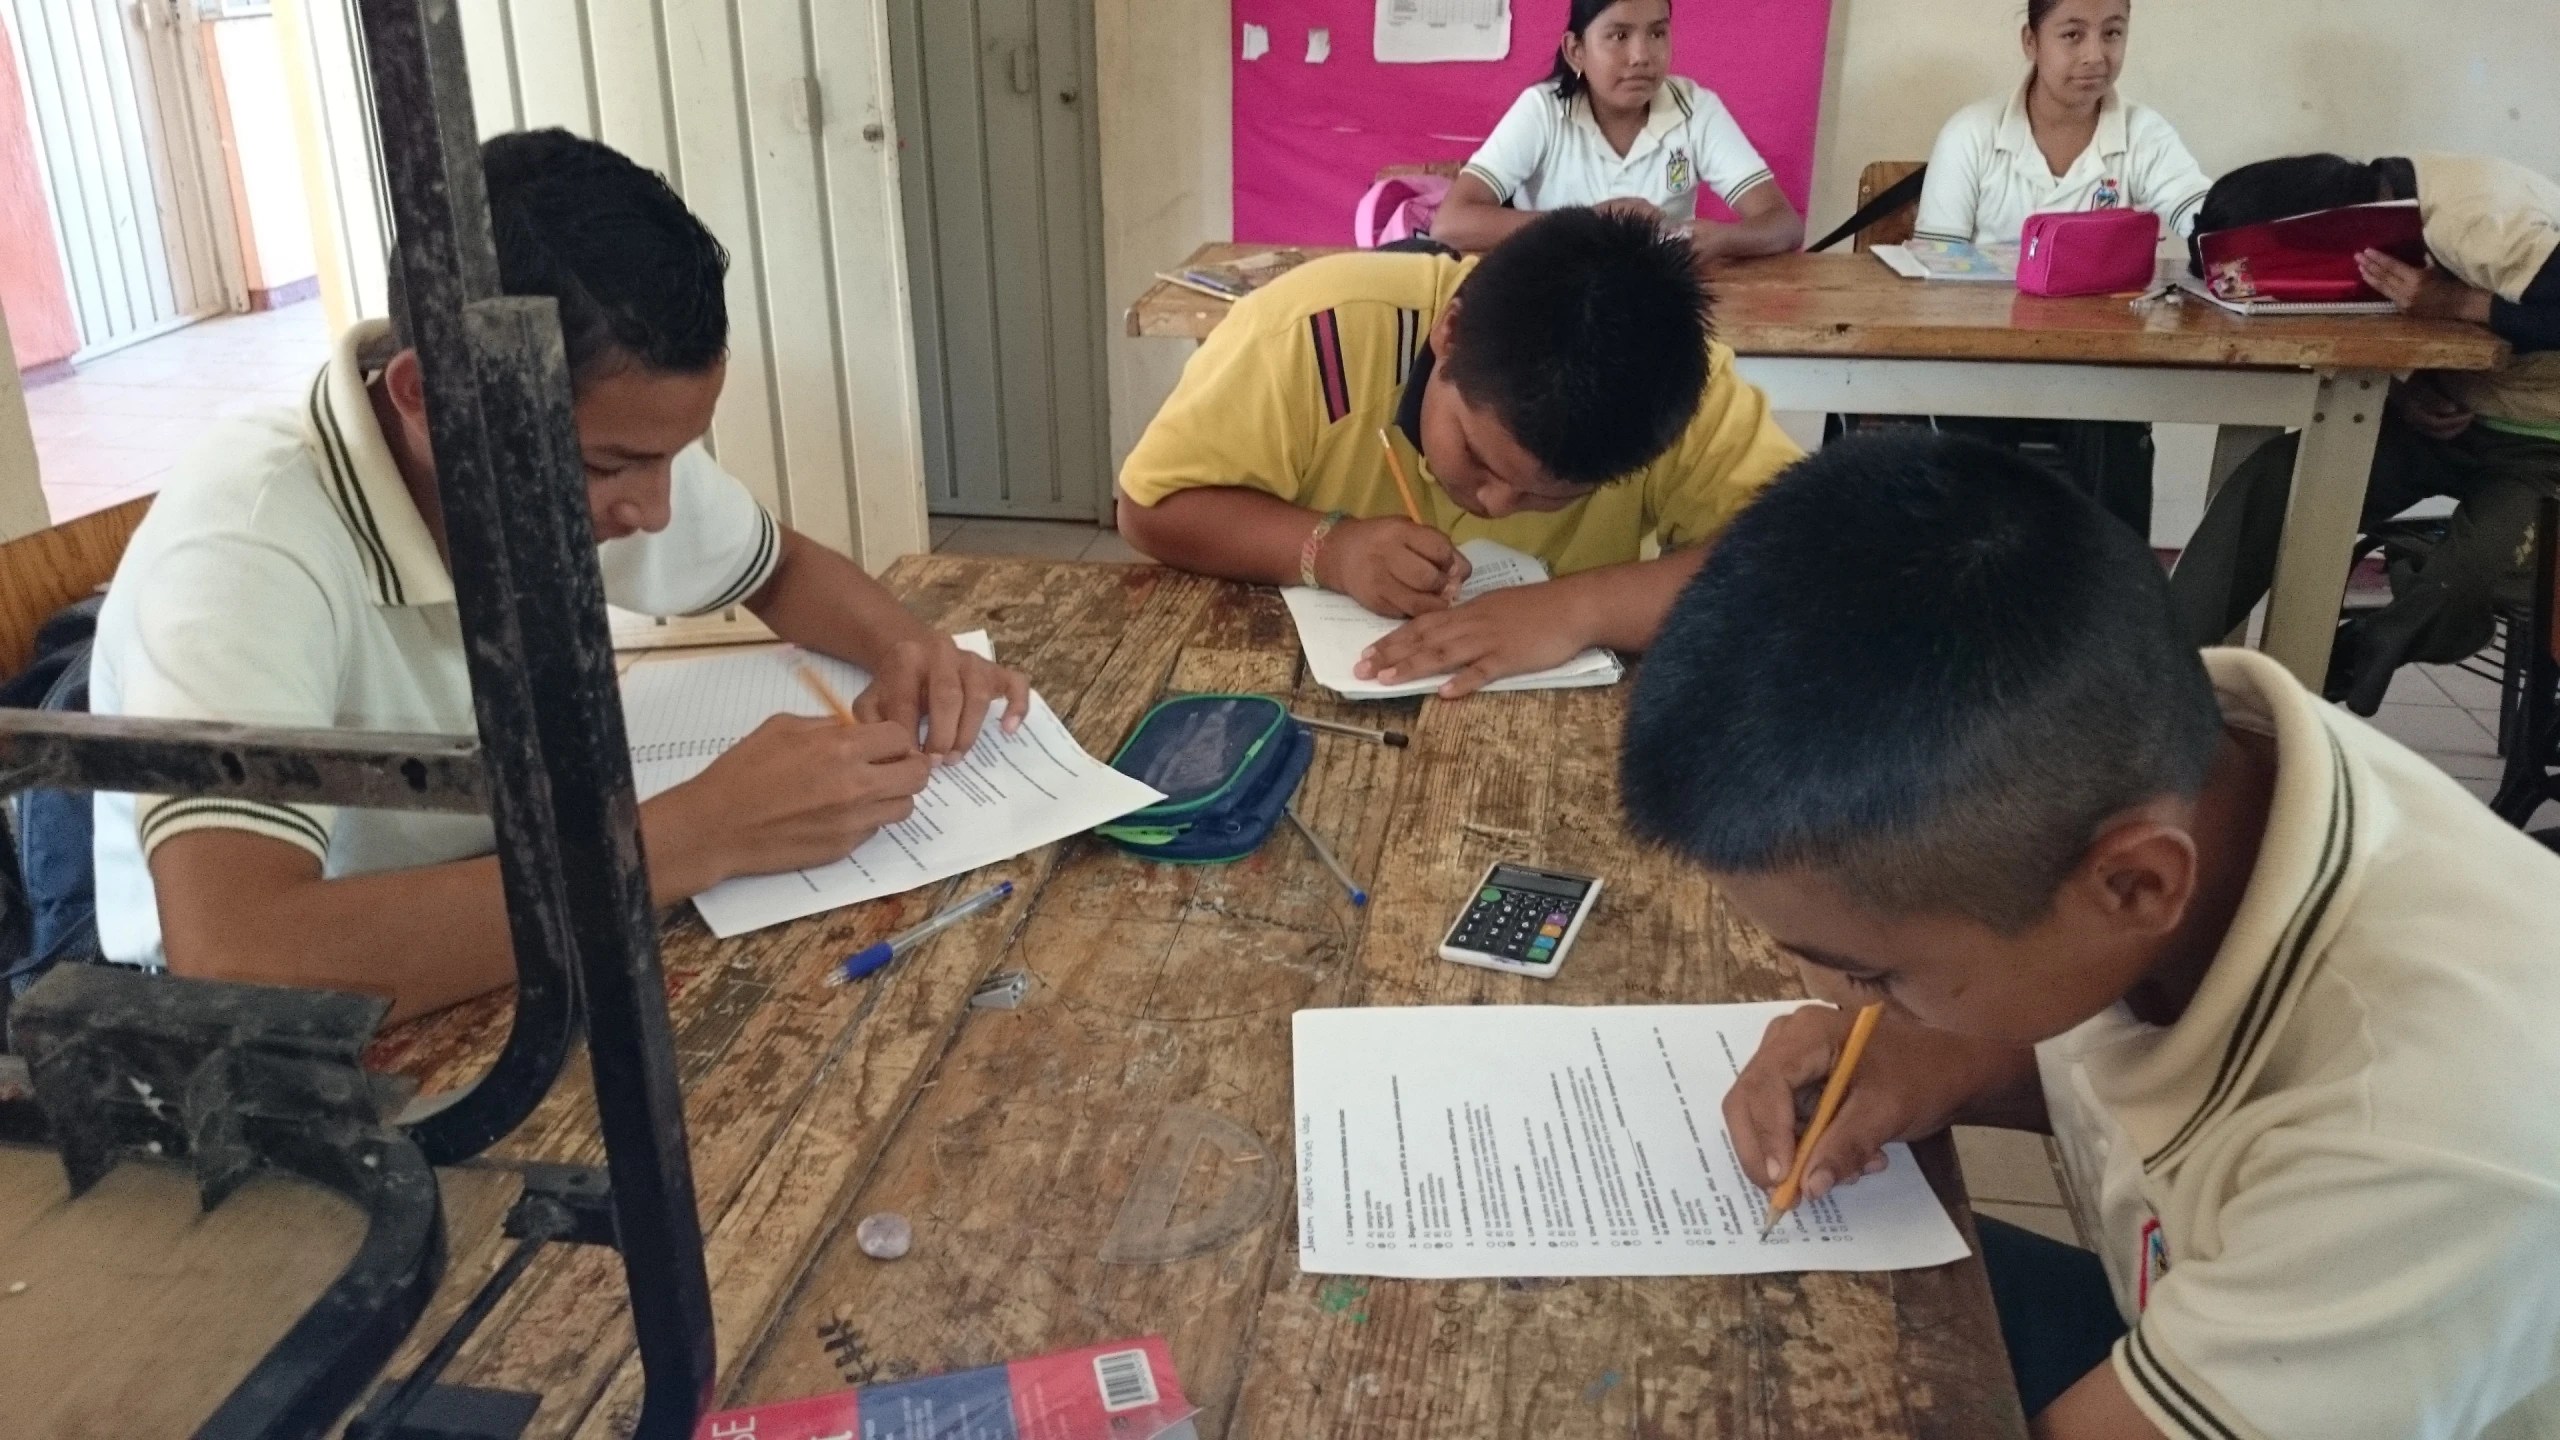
[1438,861,1603,980]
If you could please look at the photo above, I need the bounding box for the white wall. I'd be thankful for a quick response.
[210,15,317,295]
[1094,0,1232,473]
[1808,0,2560,238]
[1806,0,2560,544]
[280,0,928,569]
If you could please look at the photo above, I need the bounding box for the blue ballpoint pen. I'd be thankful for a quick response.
[829,880,1014,986]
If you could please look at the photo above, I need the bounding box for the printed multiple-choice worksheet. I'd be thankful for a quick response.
[619,634,1162,938]
[1292,1003,1972,1278]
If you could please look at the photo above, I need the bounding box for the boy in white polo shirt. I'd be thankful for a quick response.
[1626,430,2560,1438]
[87,129,1025,1023]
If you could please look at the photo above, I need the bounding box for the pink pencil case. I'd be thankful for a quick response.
[2017,209,2160,297]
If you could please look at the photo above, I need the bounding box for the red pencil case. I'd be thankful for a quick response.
[2016,209,2160,297]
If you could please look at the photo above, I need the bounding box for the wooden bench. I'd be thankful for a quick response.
[0,495,152,679]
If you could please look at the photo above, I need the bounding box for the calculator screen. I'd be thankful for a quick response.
[1487,864,1592,902]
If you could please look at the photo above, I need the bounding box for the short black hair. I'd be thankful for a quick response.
[1621,431,2224,931]
[480,128,730,379]
[1443,208,1710,487]
[2189,155,2387,276]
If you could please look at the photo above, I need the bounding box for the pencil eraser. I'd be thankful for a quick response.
[1384,733,1410,748]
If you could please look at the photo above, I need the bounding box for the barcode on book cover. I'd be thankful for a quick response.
[1094,1348,1157,1412]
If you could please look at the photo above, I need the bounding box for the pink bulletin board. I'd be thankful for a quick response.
[1233,1,1835,246]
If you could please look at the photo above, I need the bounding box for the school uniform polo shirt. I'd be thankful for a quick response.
[1115,251,1800,578]
[2039,648,2560,1440]
[87,319,783,968]
[1912,78,2211,249]
[2408,152,2560,438]
[1460,77,1778,225]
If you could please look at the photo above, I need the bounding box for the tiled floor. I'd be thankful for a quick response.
[25,301,332,523]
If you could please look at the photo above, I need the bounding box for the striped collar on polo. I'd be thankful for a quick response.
[2084,648,2374,1175]
[301,319,456,610]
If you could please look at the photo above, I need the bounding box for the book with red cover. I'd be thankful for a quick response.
[2194,200,2428,304]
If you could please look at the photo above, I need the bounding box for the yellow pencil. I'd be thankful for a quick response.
[1760,1002,1887,1237]
[1375,427,1427,525]
[795,663,860,727]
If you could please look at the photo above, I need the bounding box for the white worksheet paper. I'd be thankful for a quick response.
[619,633,1163,938]
[1374,0,1512,64]
[1292,1004,1972,1278]
[1281,538,1622,700]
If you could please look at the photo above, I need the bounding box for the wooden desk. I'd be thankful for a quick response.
[1127,246,2511,688]
[373,556,2021,1439]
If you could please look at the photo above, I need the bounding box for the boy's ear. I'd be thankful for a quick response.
[2064,813,2200,941]
[382,349,429,427]
[1428,297,1462,360]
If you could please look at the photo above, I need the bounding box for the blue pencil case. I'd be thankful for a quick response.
[1096,694,1313,864]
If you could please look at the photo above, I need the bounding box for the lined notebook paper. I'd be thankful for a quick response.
[1282,538,1622,700]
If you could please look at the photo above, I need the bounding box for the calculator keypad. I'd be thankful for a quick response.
[1451,886,1575,966]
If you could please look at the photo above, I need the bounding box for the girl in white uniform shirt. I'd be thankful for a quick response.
[1913,0,2212,250]
[1433,0,1803,265]
[1904,0,2211,538]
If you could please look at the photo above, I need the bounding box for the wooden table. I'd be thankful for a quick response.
[1128,246,2511,688]
[367,555,2020,1439]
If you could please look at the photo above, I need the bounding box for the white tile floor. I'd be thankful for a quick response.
[25,301,332,523]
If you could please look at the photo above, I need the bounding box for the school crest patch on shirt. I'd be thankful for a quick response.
[2136,1214,2169,1310]
[2094,176,2124,209]
[1666,148,1694,192]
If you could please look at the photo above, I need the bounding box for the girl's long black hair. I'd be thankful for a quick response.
[1545,0,1666,102]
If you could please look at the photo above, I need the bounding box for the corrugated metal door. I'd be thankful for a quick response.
[1,0,242,358]
[891,0,1107,520]
[286,0,932,569]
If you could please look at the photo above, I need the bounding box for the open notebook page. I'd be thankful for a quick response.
[1282,538,1622,701]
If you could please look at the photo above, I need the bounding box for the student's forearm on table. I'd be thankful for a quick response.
[1542,547,1711,652]
[1429,195,1537,253]
[1696,206,1805,261]
[746,527,938,669]
[154,804,728,1025]
[1114,488,1312,586]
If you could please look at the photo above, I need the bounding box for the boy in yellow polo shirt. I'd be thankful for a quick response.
[1117,208,1798,697]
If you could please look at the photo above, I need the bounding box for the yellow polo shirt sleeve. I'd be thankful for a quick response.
[1642,343,1802,551]
[1117,299,1321,511]
[117,531,342,864]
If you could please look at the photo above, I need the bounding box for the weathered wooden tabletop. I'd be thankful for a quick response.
[369,555,2024,1440]
[1127,244,2507,375]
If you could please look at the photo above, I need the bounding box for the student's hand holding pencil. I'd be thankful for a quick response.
[641,712,932,901]
[1722,1002,2034,1205]
[1315,516,1470,618]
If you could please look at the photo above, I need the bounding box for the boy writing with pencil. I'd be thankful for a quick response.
[1116,208,1799,698]
[82,130,1025,1022]
[1624,431,2560,1437]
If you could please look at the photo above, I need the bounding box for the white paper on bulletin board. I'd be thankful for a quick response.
[1374,0,1512,64]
